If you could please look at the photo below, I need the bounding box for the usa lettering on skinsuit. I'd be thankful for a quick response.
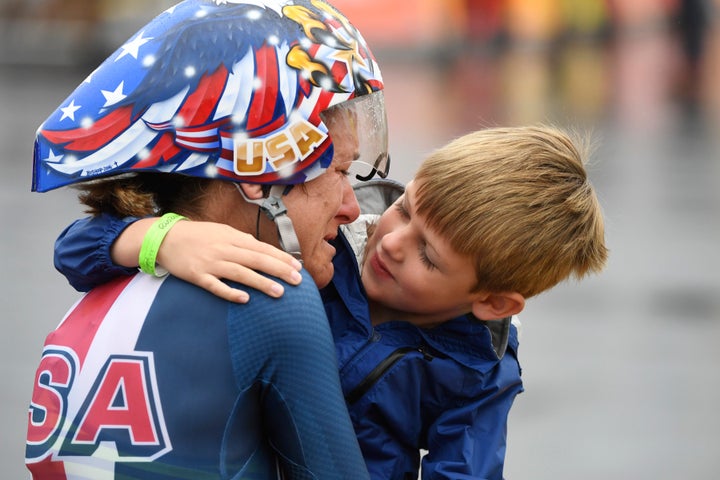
[27,349,171,464]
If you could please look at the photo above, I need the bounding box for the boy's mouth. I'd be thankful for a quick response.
[369,251,393,280]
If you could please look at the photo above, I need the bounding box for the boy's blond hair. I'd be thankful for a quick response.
[414,125,608,298]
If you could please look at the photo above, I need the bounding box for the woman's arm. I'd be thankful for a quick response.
[55,214,302,302]
[228,270,370,479]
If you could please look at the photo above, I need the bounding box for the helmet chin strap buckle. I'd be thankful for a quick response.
[259,194,288,221]
[235,183,303,263]
[262,188,303,262]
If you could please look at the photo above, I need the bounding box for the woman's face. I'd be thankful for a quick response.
[282,109,361,288]
[361,181,481,326]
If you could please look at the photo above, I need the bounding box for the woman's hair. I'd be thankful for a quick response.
[75,172,216,220]
[414,125,608,298]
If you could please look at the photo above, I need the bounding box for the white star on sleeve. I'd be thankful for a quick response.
[116,31,153,61]
[101,81,127,107]
[60,100,81,121]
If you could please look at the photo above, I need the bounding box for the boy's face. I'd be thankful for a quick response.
[361,181,481,327]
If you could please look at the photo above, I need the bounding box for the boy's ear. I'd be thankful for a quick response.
[471,292,525,321]
[238,183,264,200]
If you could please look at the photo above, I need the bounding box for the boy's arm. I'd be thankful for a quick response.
[55,214,303,302]
[55,214,139,292]
[422,376,522,479]
[348,422,420,479]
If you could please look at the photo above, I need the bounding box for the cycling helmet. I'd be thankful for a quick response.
[32,0,388,193]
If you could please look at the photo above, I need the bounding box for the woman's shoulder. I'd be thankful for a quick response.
[227,269,325,317]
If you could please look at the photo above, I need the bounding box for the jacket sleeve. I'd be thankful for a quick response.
[421,369,522,480]
[54,214,139,292]
[352,419,420,479]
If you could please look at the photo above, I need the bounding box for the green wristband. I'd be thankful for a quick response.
[138,213,186,277]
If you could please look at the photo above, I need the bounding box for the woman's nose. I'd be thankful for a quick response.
[336,179,361,224]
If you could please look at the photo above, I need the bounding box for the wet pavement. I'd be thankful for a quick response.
[2,22,720,480]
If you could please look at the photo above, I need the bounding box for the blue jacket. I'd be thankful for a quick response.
[53,181,523,480]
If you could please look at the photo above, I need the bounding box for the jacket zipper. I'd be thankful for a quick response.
[345,345,433,405]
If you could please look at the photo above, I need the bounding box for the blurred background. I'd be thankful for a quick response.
[1,0,719,478]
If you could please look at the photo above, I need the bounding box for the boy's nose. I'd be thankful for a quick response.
[380,227,407,262]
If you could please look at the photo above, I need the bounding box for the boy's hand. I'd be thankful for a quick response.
[159,220,303,303]
[113,218,303,303]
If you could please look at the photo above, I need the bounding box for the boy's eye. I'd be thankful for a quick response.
[394,201,409,219]
[419,245,437,271]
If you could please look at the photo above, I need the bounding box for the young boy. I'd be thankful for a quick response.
[53,125,608,479]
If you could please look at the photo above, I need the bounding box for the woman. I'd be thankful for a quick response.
[26,1,389,478]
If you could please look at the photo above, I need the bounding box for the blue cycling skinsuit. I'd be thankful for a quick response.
[45,181,524,480]
[26,268,369,479]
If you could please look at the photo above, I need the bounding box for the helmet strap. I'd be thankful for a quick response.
[235,183,302,263]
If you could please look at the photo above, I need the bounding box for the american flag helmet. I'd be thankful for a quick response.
[32,0,388,192]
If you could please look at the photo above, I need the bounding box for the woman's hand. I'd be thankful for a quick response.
[111,218,303,303]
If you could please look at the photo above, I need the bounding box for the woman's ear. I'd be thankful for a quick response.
[471,292,525,321]
[238,183,264,200]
